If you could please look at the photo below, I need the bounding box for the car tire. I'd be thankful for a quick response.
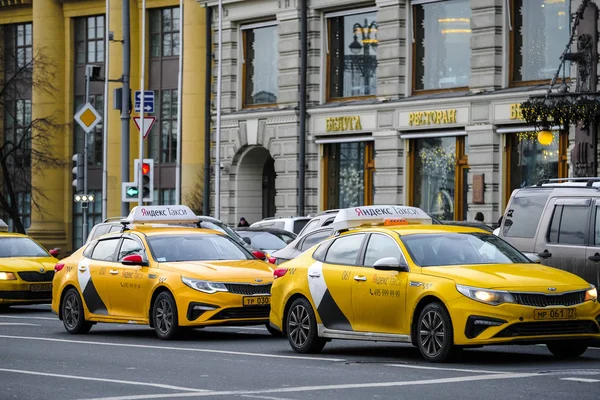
[61,288,93,334]
[0,305,10,312]
[416,302,457,363]
[152,291,180,340]
[265,323,284,337]
[286,297,326,354]
[547,340,589,359]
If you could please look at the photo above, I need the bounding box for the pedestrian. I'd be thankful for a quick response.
[238,217,250,227]
[474,212,484,223]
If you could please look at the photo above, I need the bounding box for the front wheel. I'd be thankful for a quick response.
[152,291,180,340]
[286,298,326,354]
[61,288,93,334]
[547,341,589,359]
[416,302,457,363]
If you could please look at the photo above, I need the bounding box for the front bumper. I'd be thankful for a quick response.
[448,296,600,345]
[0,280,52,305]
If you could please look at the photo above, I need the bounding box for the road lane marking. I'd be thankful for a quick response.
[241,396,293,400]
[0,335,346,362]
[0,322,40,326]
[78,372,542,400]
[561,377,600,383]
[0,315,57,321]
[385,363,511,375]
[0,368,208,392]
[207,326,267,331]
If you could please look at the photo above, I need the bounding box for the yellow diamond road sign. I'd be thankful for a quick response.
[74,102,102,133]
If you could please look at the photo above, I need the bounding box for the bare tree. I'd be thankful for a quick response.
[184,171,204,216]
[0,46,65,234]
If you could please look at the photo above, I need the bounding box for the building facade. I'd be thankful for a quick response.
[0,0,208,252]
[204,0,581,227]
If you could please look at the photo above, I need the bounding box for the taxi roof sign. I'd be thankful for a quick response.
[331,205,432,232]
[124,205,200,225]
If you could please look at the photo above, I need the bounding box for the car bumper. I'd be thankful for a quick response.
[447,296,600,345]
[0,281,53,305]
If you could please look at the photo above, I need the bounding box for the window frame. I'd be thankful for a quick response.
[149,7,180,59]
[360,233,409,269]
[90,237,122,262]
[323,233,367,266]
[298,228,334,252]
[117,235,147,262]
[74,15,105,65]
[545,200,592,246]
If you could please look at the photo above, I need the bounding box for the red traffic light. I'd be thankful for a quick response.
[141,163,151,175]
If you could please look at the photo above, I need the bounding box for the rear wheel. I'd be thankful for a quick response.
[286,298,326,354]
[152,291,180,340]
[416,302,457,363]
[547,341,589,359]
[62,288,93,334]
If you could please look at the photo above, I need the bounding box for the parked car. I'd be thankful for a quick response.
[235,227,296,256]
[441,220,494,233]
[269,226,334,265]
[249,216,311,235]
[497,177,600,287]
[296,209,339,237]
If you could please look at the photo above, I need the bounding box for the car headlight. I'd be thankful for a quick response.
[0,272,16,280]
[456,284,515,306]
[585,286,597,302]
[181,277,228,294]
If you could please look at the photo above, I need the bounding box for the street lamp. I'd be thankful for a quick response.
[347,19,378,96]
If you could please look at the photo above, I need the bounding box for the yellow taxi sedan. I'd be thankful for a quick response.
[51,205,275,339]
[269,205,600,362]
[0,230,59,309]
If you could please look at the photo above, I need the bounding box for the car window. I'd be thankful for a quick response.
[596,207,600,245]
[147,234,252,262]
[0,237,49,257]
[293,219,309,234]
[237,231,288,251]
[323,217,335,226]
[363,234,403,267]
[90,224,111,241]
[324,234,365,265]
[118,238,145,261]
[547,205,588,245]
[109,225,122,233]
[299,219,320,236]
[503,190,551,238]
[300,229,332,251]
[91,238,121,261]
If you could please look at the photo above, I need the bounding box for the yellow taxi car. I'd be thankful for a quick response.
[51,205,275,339]
[0,226,59,309]
[269,205,600,362]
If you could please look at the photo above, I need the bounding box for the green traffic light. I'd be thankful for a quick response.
[126,187,139,197]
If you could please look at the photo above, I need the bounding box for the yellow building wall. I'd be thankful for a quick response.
[0,0,207,253]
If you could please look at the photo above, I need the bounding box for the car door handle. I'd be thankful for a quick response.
[537,250,552,259]
[109,270,119,275]
[589,253,600,263]
[78,266,87,272]
[308,272,321,278]
[354,276,367,282]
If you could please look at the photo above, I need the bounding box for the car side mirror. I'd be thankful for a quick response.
[524,253,541,264]
[243,237,252,245]
[49,248,60,257]
[373,257,409,272]
[252,250,267,260]
[121,254,148,267]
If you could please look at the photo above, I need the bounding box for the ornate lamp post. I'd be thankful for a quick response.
[347,19,378,96]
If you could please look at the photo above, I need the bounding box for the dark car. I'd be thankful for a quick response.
[269,226,334,265]
[235,227,296,256]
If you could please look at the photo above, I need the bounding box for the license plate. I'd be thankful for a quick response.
[533,308,577,320]
[242,296,270,306]
[30,283,52,292]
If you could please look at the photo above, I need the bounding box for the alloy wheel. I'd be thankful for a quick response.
[288,304,310,348]
[419,310,445,357]
[155,298,173,335]
[63,292,80,330]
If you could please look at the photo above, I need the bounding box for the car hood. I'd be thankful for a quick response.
[0,256,58,271]
[422,263,590,292]
[159,260,274,282]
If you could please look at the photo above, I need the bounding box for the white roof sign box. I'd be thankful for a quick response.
[331,205,432,231]
[124,205,200,225]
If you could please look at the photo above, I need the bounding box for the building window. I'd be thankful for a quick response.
[327,10,378,100]
[150,7,180,58]
[148,89,177,163]
[151,188,176,205]
[410,136,468,221]
[75,16,105,65]
[324,141,374,209]
[74,94,104,166]
[511,0,569,83]
[73,190,102,249]
[242,23,278,106]
[413,0,471,92]
[4,23,33,70]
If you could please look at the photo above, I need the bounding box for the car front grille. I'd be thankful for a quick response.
[18,271,55,282]
[210,306,270,320]
[511,291,586,307]
[224,283,271,296]
[494,321,599,338]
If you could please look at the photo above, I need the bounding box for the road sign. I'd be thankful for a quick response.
[134,90,154,113]
[133,116,157,139]
[74,102,102,133]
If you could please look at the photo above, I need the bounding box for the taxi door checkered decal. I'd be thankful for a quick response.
[307,262,351,331]
[77,258,108,315]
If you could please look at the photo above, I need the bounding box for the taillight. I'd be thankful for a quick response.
[267,257,277,264]
[54,263,65,272]
[273,268,288,279]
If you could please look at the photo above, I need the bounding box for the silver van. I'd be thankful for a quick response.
[498,178,600,287]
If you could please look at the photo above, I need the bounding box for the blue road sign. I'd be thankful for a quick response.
[134,90,155,113]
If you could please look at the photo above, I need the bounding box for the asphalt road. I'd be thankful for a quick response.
[1,305,599,400]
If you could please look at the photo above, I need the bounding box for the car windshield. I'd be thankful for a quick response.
[199,221,247,246]
[401,232,530,267]
[236,231,288,251]
[0,237,49,258]
[146,234,252,262]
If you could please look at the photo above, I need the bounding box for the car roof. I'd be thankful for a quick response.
[0,232,28,238]
[339,224,489,236]
[236,227,295,235]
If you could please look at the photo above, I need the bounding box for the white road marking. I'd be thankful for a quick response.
[207,326,267,331]
[385,363,512,375]
[561,377,600,383]
[78,372,542,400]
[241,396,293,400]
[0,315,57,321]
[0,322,40,326]
[0,368,208,392]
[0,335,346,362]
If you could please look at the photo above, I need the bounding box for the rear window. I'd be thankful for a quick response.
[293,219,309,234]
[236,231,288,251]
[503,190,550,238]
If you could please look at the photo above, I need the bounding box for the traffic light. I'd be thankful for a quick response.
[72,153,84,192]
[141,158,154,202]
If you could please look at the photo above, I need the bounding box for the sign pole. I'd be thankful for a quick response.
[102,0,110,220]
[215,0,223,220]
[138,0,146,206]
[83,66,90,242]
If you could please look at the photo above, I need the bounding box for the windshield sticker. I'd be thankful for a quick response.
[157,257,166,262]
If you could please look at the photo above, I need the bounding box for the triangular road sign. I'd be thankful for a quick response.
[133,116,156,139]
